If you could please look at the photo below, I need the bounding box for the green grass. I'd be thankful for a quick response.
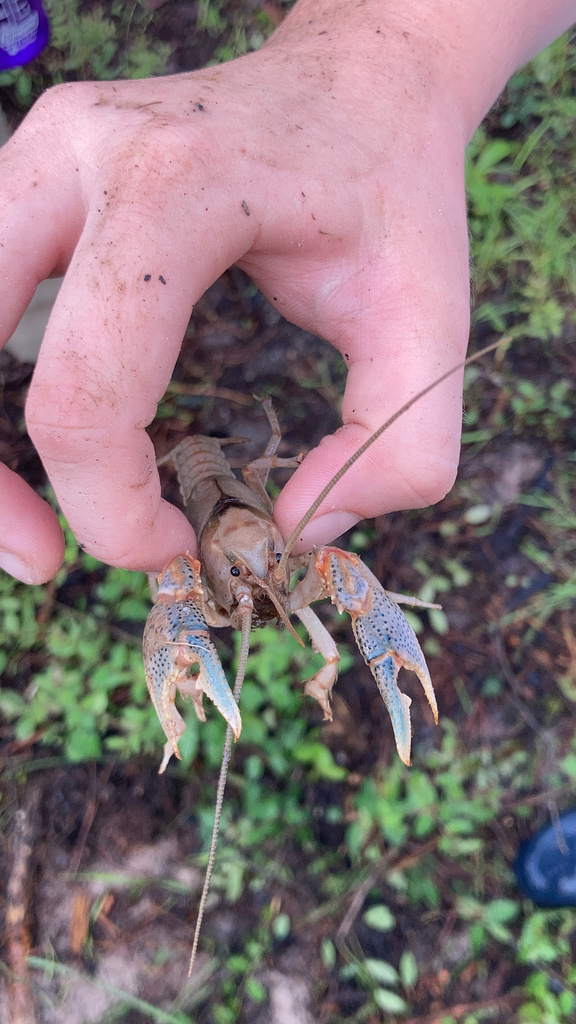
[468,34,576,343]
[196,0,276,64]
[0,524,154,763]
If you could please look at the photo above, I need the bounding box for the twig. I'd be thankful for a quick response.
[6,787,41,1024]
[69,762,115,876]
[335,867,382,945]
[336,840,437,944]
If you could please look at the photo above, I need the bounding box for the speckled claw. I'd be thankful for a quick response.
[143,555,241,773]
[314,548,438,766]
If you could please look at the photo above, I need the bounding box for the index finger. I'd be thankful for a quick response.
[0,102,257,573]
[25,196,256,571]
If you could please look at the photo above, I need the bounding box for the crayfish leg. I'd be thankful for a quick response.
[232,397,301,513]
[294,605,340,720]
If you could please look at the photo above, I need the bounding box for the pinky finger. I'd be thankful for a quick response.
[0,463,64,584]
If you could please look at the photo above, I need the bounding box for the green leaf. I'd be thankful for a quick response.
[173,710,199,766]
[560,753,576,778]
[464,504,493,525]
[485,899,519,924]
[473,138,514,173]
[66,728,101,762]
[272,913,291,941]
[405,771,437,810]
[399,950,418,989]
[559,990,575,1015]
[429,608,450,635]
[363,904,395,932]
[321,938,336,970]
[518,912,567,964]
[292,741,347,780]
[227,954,249,974]
[364,958,399,985]
[245,978,267,1003]
[373,988,409,1013]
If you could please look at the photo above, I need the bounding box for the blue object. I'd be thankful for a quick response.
[0,0,49,70]
[514,810,576,907]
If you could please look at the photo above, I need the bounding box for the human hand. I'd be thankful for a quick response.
[0,0,571,581]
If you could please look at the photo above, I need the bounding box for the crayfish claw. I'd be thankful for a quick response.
[143,556,242,773]
[313,548,438,765]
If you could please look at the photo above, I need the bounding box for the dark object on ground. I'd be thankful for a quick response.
[514,810,576,907]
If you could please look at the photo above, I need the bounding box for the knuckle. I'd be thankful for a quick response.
[25,360,134,459]
[93,539,147,570]
[31,80,96,116]
[25,82,89,133]
[26,391,111,463]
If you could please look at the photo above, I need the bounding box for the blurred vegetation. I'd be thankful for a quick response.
[1,8,576,1024]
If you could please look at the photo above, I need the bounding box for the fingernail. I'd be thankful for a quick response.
[0,550,39,585]
[294,511,361,552]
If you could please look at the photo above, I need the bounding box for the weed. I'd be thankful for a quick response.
[520,969,576,1024]
[467,31,576,348]
[0,525,154,762]
[199,1,276,64]
[27,956,192,1023]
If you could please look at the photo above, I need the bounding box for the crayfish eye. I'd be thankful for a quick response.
[230,566,241,577]
[275,553,282,564]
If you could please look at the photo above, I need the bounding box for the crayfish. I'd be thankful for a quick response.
[142,342,501,974]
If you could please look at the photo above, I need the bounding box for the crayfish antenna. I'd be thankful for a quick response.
[188,606,252,977]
